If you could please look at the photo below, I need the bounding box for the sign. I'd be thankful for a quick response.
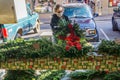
[109,0,120,7]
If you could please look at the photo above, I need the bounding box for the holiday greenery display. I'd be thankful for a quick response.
[37,70,65,80]
[98,40,120,56]
[0,38,91,61]
[54,19,84,51]
[0,55,120,71]
[104,71,120,80]
[69,70,106,80]
[4,70,36,80]
[0,38,120,71]
[4,70,65,80]
[0,39,120,70]
[69,70,120,80]
[4,70,120,80]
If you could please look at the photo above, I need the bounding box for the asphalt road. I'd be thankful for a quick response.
[22,13,120,41]
[96,20,120,41]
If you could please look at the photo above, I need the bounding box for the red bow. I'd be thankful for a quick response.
[65,24,82,51]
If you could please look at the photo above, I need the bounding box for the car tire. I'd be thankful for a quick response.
[96,38,99,42]
[112,22,118,31]
[15,33,22,39]
[15,29,22,39]
[112,18,118,31]
[33,20,40,33]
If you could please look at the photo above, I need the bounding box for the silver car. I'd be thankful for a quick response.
[63,3,99,42]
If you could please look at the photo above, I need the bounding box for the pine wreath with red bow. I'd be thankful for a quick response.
[54,19,84,51]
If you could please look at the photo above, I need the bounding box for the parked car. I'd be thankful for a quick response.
[35,4,48,13]
[0,0,40,43]
[112,8,120,31]
[63,3,99,42]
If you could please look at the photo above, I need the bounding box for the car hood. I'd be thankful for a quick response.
[69,18,96,30]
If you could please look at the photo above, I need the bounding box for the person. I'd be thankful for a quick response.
[114,3,120,17]
[50,4,69,43]
[88,0,95,15]
[50,4,69,33]
[118,3,120,11]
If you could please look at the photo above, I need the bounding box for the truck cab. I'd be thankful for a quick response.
[0,0,40,43]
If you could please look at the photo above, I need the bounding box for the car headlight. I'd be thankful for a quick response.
[86,29,96,36]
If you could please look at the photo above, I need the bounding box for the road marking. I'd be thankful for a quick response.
[100,28,110,40]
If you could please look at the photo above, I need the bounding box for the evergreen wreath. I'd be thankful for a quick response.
[54,18,84,51]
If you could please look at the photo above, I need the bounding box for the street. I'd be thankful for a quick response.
[22,13,120,41]
[96,20,120,41]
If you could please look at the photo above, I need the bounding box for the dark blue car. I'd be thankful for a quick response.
[63,3,99,42]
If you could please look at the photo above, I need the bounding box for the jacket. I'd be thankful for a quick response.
[50,14,69,32]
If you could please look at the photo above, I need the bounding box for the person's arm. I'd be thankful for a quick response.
[63,15,69,22]
[50,14,58,30]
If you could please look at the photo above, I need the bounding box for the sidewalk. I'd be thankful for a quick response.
[39,13,52,24]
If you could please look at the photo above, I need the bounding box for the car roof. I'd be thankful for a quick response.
[62,3,88,8]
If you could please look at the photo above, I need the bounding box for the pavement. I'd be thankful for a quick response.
[39,13,52,24]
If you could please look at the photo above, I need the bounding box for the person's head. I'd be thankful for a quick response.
[54,4,64,17]
[118,3,120,8]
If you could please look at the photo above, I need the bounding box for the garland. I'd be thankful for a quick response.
[4,70,120,80]
[4,70,36,80]
[98,40,120,56]
[37,70,65,80]
[0,38,92,61]
[69,70,120,80]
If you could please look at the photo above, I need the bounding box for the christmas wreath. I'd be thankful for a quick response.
[54,18,84,51]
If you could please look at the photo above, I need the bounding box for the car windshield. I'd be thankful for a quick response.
[63,6,93,18]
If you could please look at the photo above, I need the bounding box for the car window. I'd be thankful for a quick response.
[64,5,93,18]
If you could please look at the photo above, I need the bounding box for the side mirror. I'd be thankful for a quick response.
[113,8,119,12]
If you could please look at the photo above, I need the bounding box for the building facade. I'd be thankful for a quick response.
[36,0,120,15]
[94,0,120,15]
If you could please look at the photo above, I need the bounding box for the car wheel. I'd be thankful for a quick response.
[33,20,40,33]
[15,33,22,39]
[112,22,118,31]
[96,37,99,42]
[15,29,22,39]
[112,18,118,31]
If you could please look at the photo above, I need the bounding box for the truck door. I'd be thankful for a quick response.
[22,20,30,34]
